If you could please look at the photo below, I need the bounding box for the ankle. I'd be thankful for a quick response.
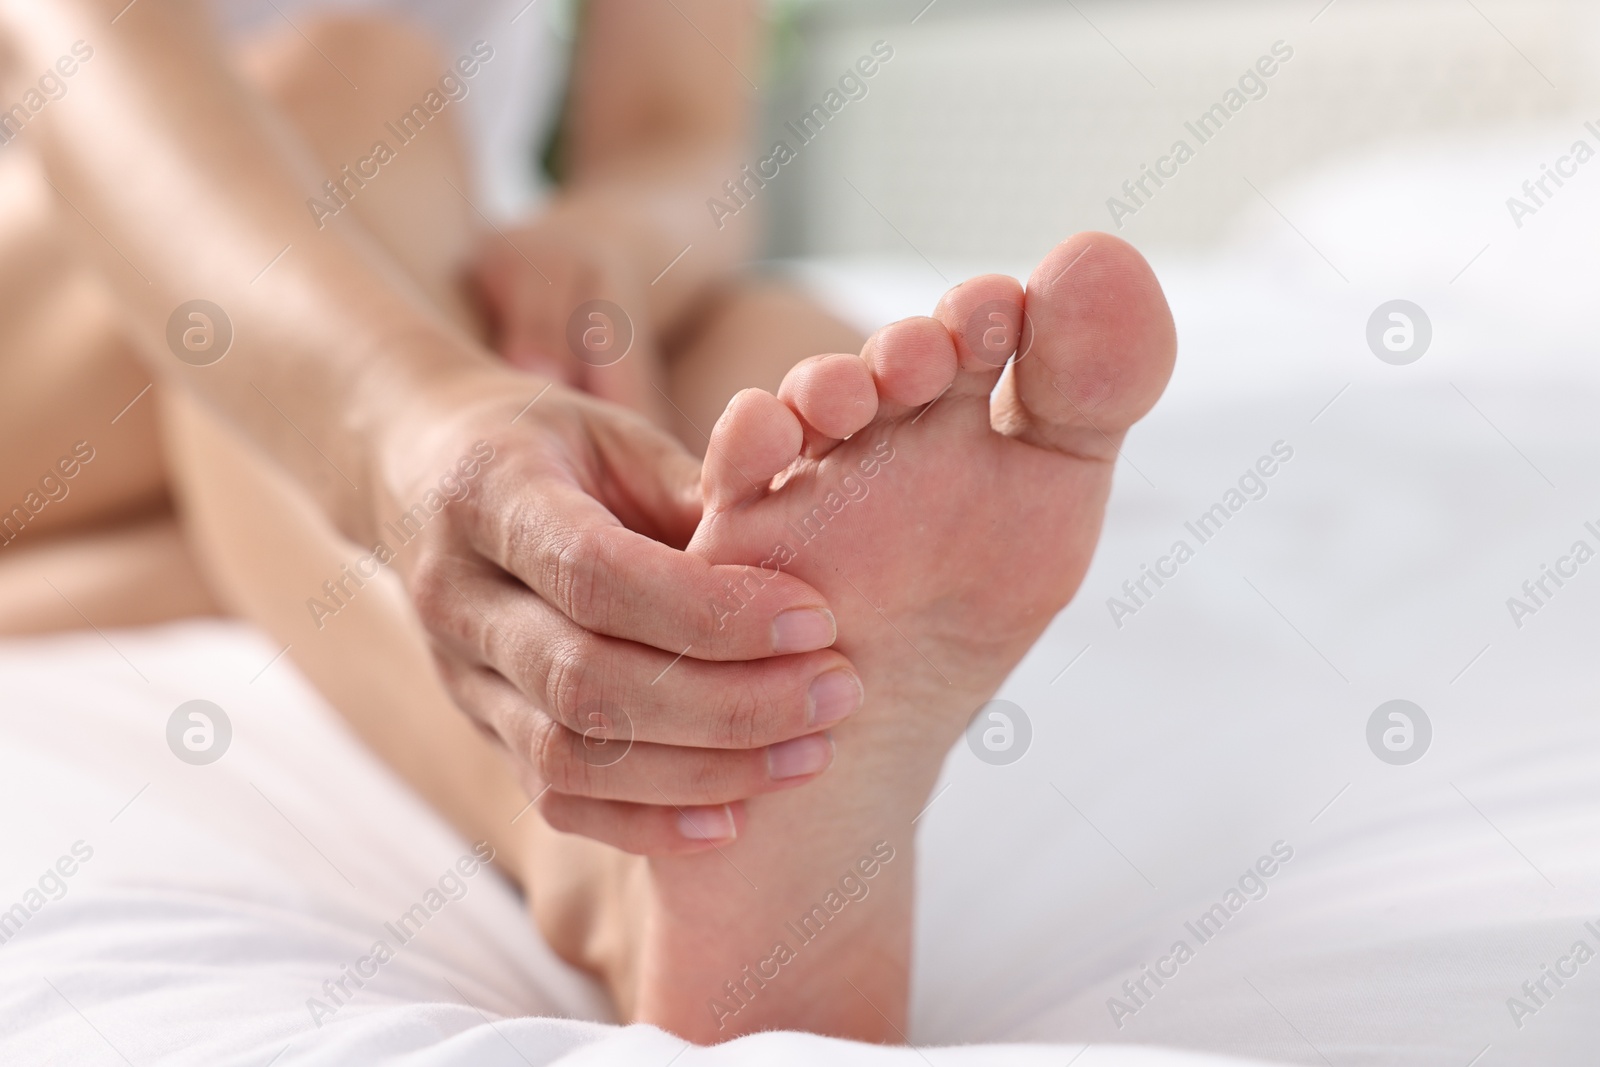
[522,823,648,1016]
[638,832,916,1042]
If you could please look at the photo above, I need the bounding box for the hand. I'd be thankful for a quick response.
[370,365,863,854]
[472,202,664,422]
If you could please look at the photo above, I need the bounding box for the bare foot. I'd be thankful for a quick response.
[634,234,1176,1042]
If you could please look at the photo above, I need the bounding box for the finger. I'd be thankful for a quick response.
[508,347,581,384]
[547,267,650,413]
[467,469,840,660]
[428,575,863,748]
[472,243,574,378]
[583,359,664,423]
[530,727,837,806]
[538,794,745,856]
[579,317,664,420]
[583,396,703,549]
[445,661,838,804]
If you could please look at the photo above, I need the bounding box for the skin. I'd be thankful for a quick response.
[0,0,866,854]
[0,3,1181,1042]
[648,236,1177,1041]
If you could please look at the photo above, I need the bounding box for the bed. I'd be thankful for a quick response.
[4,126,1600,1064]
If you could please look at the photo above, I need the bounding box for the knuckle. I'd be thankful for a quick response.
[545,530,612,628]
[431,655,498,736]
[413,566,501,664]
[541,633,596,729]
[685,751,741,801]
[526,715,566,781]
[713,680,768,750]
[491,491,533,564]
[409,561,457,634]
[528,716,590,796]
[697,570,751,648]
[488,695,535,760]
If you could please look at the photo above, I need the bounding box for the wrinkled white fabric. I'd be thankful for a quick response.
[5,124,1600,1064]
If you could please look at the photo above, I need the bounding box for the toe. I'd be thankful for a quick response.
[777,353,879,457]
[994,233,1176,459]
[702,388,804,511]
[933,274,1029,398]
[861,316,959,419]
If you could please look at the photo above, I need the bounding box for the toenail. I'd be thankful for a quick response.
[807,669,863,727]
[767,732,835,781]
[677,805,736,841]
[772,608,836,654]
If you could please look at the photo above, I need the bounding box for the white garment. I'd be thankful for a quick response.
[215,0,570,219]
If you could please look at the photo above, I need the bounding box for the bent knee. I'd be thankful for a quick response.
[237,12,451,109]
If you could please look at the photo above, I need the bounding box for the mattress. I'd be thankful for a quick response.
[4,124,1600,1064]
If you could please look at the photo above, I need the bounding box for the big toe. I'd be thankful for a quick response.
[995,233,1176,459]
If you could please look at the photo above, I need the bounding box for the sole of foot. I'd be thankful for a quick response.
[689,232,1176,757]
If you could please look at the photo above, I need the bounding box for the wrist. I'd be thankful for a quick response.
[341,326,523,547]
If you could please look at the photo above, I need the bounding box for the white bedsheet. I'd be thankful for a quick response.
[6,124,1600,1064]
[0,625,1264,1067]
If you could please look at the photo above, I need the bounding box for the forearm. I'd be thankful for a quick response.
[557,0,764,335]
[3,0,487,543]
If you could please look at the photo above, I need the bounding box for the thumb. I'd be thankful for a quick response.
[506,306,582,386]
[590,409,704,549]
[582,337,672,426]
[474,251,580,383]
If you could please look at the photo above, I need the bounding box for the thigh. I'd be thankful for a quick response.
[0,12,488,629]
[0,136,205,629]
[0,153,168,549]
[0,10,623,962]
[234,14,483,333]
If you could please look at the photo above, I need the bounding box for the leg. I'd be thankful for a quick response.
[160,19,531,820]
[0,142,215,630]
[155,14,1180,1047]
[198,17,868,1006]
[0,5,877,1026]
[0,4,485,631]
[637,235,1177,1041]
[228,16,478,324]
[0,513,216,634]
[0,15,528,886]
[158,12,652,1006]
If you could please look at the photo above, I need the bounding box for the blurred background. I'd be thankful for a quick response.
[757,0,1599,261]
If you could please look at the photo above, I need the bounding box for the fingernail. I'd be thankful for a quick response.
[677,804,736,841]
[767,732,835,781]
[772,608,836,653]
[807,669,863,727]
